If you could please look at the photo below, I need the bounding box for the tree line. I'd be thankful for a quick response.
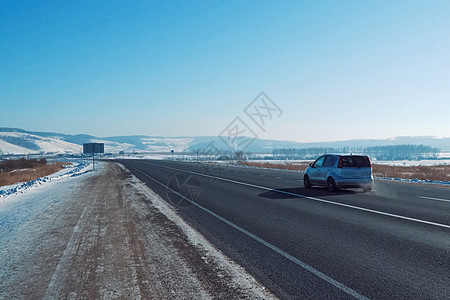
[272,145,440,160]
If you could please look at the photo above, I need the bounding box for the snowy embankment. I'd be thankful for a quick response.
[374,176,450,186]
[373,159,450,166]
[0,160,92,203]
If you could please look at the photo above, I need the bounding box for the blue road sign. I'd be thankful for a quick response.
[83,143,104,154]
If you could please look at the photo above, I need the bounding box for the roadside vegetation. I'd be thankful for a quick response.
[238,161,450,182]
[0,158,70,187]
[372,164,450,182]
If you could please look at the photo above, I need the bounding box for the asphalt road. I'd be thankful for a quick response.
[117,159,450,300]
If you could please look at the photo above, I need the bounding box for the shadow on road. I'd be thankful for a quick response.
[258,187,358,199]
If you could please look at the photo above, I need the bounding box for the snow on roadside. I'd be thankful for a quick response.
[374,176,450,186]
[0,163,101,294]
[372,159,450,166]
[0,160,93,204]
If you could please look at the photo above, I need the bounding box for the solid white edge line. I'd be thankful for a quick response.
[418,196,450,203]
[141,161,450,229]
[126,165,370,300]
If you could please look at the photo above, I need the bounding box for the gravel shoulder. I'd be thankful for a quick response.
[0,162,275,299]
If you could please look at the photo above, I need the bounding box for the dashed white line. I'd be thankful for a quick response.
[418,196,450,203]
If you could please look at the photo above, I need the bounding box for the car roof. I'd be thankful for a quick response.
[321,154,369,158]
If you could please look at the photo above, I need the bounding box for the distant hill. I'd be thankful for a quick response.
[0,130,82,154]
[0,127,449,155]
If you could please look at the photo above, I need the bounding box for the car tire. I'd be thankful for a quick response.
[327,177,337,192]
[363,186,372,192]
[304,175,311,189]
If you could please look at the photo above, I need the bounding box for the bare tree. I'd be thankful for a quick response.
[234,151,245,162]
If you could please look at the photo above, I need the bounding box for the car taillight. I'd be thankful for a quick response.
[338,157,343,168]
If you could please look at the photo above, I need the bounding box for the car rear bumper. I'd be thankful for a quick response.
[335,178,374,189]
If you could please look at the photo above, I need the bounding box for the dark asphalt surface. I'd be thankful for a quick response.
[117,159,450,300]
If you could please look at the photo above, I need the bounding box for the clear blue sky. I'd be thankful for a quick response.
[1,0,449,142]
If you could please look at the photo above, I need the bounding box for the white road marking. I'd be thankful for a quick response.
[276,176,282,179]
[141,161,450,229]
[127,165,369,300]
[418,196,450,203]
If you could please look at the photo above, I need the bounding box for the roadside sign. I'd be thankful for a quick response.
[83,143,104,154]
[83,143,104,170]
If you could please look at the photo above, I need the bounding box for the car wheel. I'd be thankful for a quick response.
[304,175,311,188]
[363,186,372,192]
[327,177,337,192]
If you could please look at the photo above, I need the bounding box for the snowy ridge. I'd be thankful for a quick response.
[0,132,81,155]
[141,137,194,152]
[0,161,92,203]
[89,139,135,153]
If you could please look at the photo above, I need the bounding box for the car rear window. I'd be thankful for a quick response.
[341,156,371,167]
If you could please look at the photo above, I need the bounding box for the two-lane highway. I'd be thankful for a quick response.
[117,159,450,299]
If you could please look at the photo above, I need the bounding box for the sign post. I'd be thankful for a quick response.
[83,143,104,171]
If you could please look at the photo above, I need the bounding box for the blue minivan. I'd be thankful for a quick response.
[304,155,374,192]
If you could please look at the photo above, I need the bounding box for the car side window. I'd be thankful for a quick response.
[313,156,325,167]
[323,156,337,167]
